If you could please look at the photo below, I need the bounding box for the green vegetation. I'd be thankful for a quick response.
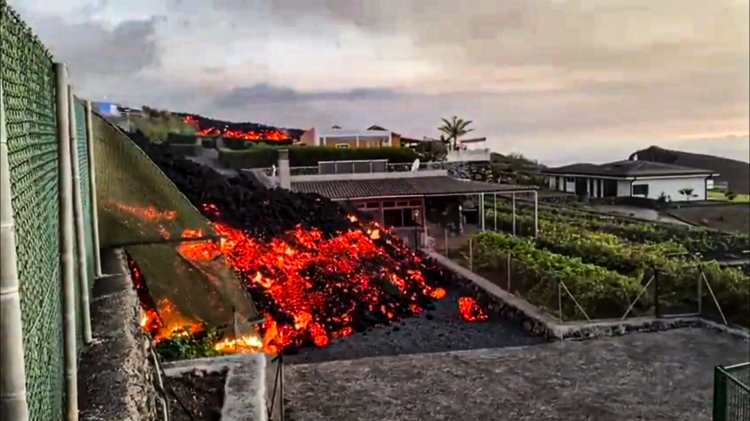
[468,201,750,327]
[153,326,227,361]
[486,201,749,254]
[709,190,750,203]
[438,115,474,150]
[218,145,420,169]
[131,111,196,143]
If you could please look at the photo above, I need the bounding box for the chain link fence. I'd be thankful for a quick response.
[1,4,259,420]
[714,363,750,421]
[90,114,259,331]
[1,4,65,421]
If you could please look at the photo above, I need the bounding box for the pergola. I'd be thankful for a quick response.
[291,175,540,236]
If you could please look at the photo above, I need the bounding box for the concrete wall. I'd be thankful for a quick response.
[322,136,389,148]
[632,177,707,201]
[78,248,158,421]
[617,180,632,197]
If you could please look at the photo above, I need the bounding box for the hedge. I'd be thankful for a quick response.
[167,132,200,145]
[218,146,420,169]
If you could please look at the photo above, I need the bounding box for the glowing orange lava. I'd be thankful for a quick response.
[458,297,488,322]
[184,115,291,141]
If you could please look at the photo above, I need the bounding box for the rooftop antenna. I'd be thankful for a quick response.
[411,158,420,172]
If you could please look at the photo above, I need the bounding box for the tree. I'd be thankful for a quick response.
[415,140,448,162]
[678,187,695,202]
[438,116,474,151]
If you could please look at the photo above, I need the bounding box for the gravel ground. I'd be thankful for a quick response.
[285,287,543,365]
[284,328,749,421]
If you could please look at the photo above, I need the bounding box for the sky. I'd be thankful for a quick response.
[9,0,750,166]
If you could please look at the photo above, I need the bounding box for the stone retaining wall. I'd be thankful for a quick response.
[79,248,158,421]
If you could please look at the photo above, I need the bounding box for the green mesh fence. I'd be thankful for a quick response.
[74,99,96,287]
[91,114,259,331]
[1,3,65,421]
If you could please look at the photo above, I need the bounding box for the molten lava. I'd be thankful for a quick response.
[184,115,290,142]
[458,297,489,322]
[125,200,485,355]
[174,203,449,353]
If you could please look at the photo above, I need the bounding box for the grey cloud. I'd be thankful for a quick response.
[22,14,162,80]
[212,84,399,108]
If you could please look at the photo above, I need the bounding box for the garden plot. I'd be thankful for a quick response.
[458,200,750,328]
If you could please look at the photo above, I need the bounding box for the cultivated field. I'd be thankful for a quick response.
[457,200,750,327]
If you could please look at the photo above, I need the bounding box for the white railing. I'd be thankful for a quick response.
[446,148,491,162]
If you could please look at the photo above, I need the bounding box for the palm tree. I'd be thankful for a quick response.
[438,116,474,151]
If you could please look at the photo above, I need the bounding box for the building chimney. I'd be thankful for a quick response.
[278,149,291,189]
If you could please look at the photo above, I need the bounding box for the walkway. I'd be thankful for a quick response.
[284,328,748,421]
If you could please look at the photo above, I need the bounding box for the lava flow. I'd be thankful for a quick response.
[184,115,291,141]
[174,204,449,353]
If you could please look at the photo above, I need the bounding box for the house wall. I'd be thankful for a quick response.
[299,128,317,146]
[631,177,707,201]
[545,174,709,201]
[321,136,389,148]
[617,180,632,197]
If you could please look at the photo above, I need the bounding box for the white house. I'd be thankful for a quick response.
[541,160,719,202]
[298,125,394,148]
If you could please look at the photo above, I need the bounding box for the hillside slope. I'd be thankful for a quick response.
[629,146,750,194]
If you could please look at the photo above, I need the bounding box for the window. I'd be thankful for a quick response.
[335,143,350,149]
[632,184,649,197]
[565,177,575,183]
[365,202,380,209]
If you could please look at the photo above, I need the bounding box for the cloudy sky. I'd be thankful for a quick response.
[10,0,750,165]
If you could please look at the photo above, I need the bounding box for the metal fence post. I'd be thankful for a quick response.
[697,266,703,317]
[653,266,661,318]
[55,63,79,421]
[0,76,30,421]
[84,101,102,277]
[469,237,473,271]
[68,87,92,344]
[713,366,727,421]
[444,228,449,258]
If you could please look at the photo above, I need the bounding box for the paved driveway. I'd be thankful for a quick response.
[285,328,748,421]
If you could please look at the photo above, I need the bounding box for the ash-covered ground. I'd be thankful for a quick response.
[285,287,544,365]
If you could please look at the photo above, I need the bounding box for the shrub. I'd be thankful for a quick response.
[167,133,199,145]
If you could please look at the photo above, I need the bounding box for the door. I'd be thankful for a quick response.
[575,178,588,196]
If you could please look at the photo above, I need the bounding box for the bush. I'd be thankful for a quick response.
[167,133,199,145]
[218,146,420,169]
[222,137,254,151]
[201,137,217,149]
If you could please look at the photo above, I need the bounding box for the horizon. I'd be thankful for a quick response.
[9,0,749,165]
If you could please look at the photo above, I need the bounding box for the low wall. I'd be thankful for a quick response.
[163,354,272,421]
[78,248,158,421]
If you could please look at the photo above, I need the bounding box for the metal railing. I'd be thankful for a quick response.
[714,363,750,421]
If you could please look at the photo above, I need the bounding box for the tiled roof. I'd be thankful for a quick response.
[542,160,717,177]
[291,176,536,200]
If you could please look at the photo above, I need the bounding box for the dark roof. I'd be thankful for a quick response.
[291,176,536,200]
[542,160,717,177]
[367,125,388,131]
